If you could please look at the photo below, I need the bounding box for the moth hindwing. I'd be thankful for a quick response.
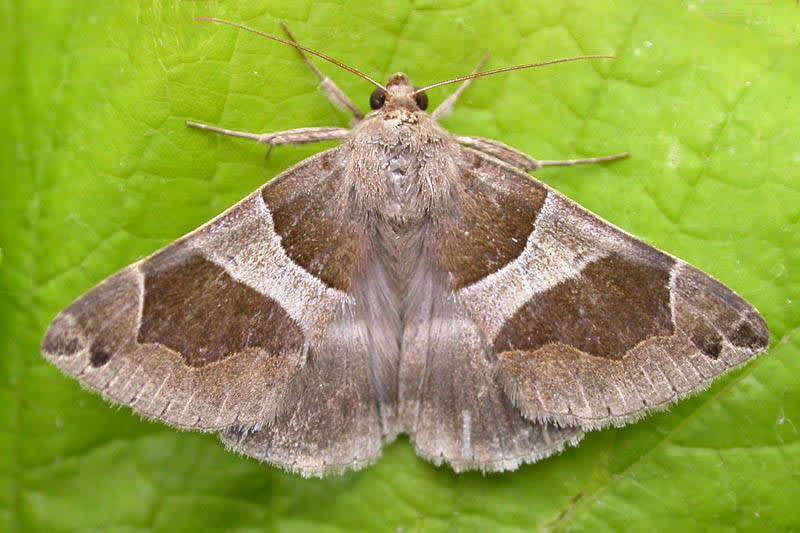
[42,21,769,477]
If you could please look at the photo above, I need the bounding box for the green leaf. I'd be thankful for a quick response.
[2,1,798,531]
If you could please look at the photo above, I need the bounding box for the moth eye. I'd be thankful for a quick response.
[369,88,386,110]
[414,91,429,111]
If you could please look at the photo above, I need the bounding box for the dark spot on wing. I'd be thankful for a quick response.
[728,313,769,350]
[436,151,547,289]
[262,151,362,291]
[495,251,675,359]
[674,265,770,355]
[139,249,303,368]
[688,321,724,359]
[89,346,112,367]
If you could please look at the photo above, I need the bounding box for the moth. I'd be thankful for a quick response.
[42,19,770,477]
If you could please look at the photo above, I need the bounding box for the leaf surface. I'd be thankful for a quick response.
[2,1,798,531]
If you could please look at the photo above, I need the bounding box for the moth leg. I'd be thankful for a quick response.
[281,22,364,121]
[458,136,628,170]
[186,122,349,147]
[431,53,490,121]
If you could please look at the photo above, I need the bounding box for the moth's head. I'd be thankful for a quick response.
[368,73,429,114]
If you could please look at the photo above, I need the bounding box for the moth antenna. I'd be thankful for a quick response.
[412,55,615,95]
[195,17,387,91]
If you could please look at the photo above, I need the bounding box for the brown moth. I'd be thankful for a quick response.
[42,19,770,477]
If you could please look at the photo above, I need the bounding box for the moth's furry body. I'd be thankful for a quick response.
[341,75,459,435]
[42,34,770,477]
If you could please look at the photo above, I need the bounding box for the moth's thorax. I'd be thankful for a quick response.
[345,109,458,221]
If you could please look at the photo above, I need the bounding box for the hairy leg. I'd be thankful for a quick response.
[281,22,364,121]
[458,136,628,170]
[187,121,349,147]
[431,53,490,121]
